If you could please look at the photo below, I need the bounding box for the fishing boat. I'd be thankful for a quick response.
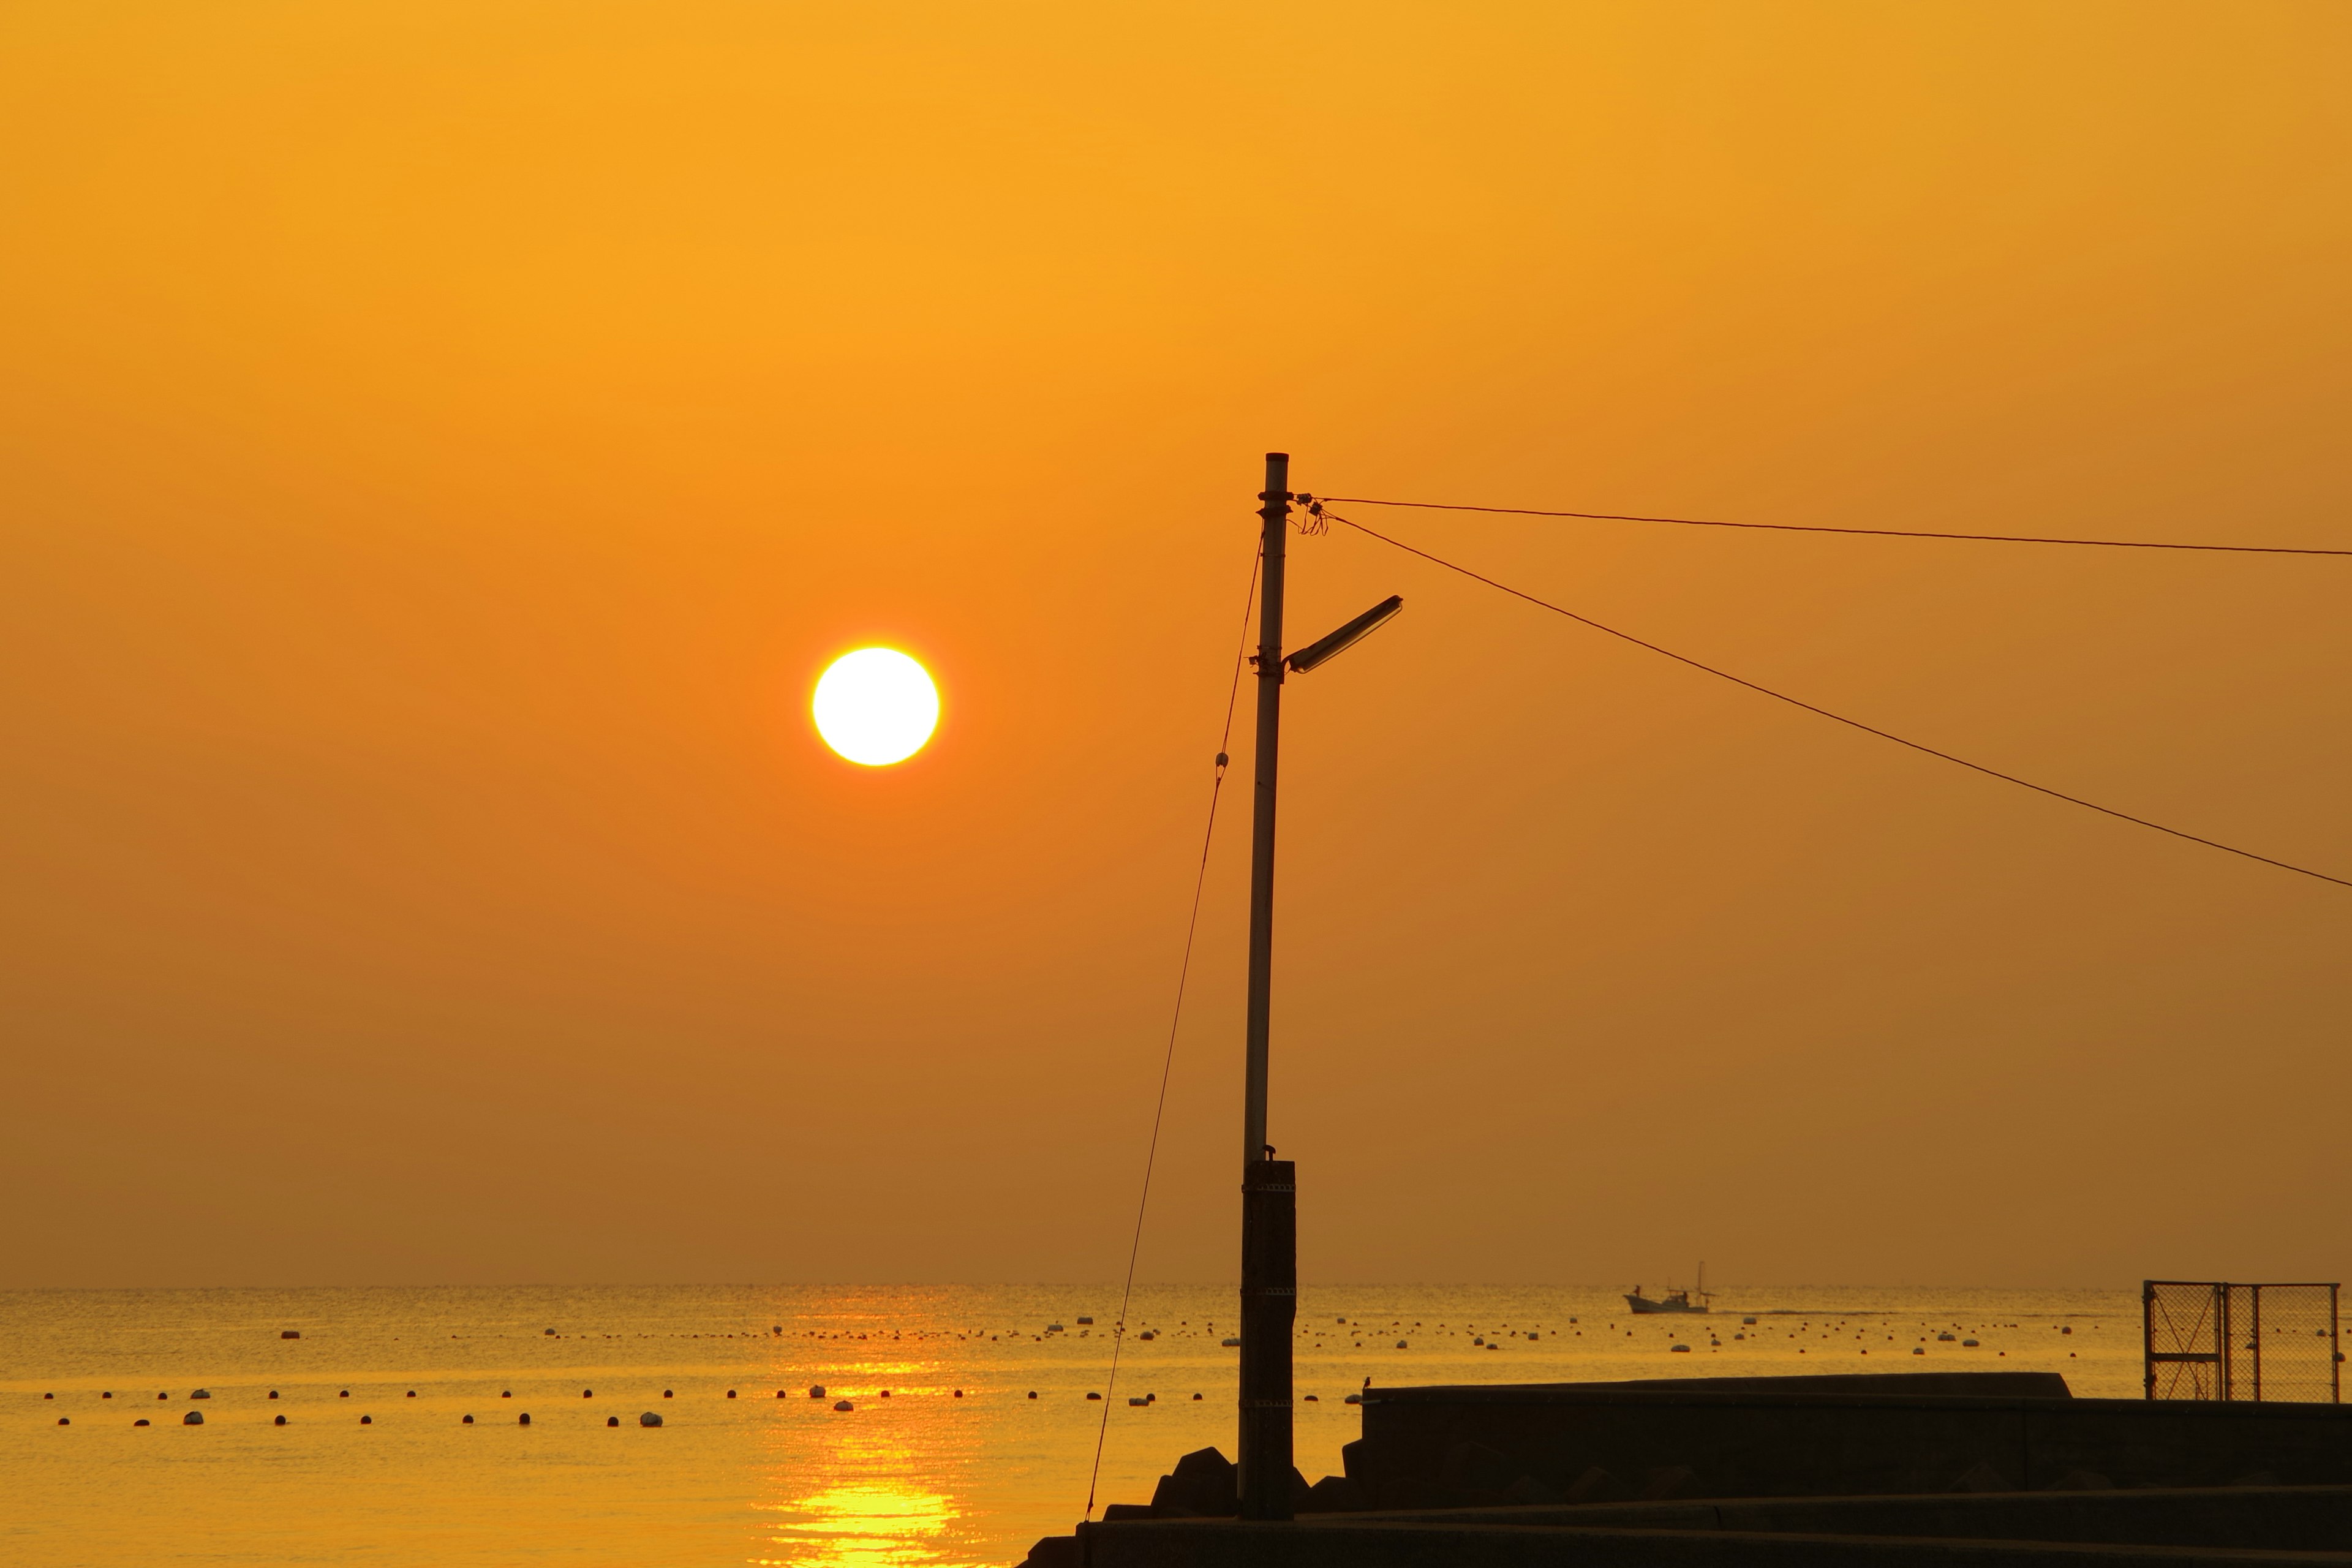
[1625,1264,1713,1314]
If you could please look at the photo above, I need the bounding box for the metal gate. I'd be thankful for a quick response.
[2144,1280,2342,1403]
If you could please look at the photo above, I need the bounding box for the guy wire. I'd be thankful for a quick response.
[1085,540,1262,1521]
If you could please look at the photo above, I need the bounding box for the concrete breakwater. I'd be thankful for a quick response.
[1028,1372,2352,1566]
[1060,1490,2352,1568]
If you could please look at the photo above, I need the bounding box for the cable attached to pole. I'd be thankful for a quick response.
[1084,542,1262,1522]
[1316,494,2352,556]
[1323,509,2352,891]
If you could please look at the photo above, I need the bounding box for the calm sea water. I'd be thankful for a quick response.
[2,1283,2140,1566]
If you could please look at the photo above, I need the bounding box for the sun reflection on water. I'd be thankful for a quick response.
[758,1480,963,1568]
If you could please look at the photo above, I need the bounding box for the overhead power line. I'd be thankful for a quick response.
[1314,495,2352,556]
[1322,510,2352,891]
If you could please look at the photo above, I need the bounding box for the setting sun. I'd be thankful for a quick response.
[812,649,939,766]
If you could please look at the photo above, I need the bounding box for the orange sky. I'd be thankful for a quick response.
[4,2,2348,1289]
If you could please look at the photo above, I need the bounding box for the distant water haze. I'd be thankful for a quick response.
[3,1283,2144,1566]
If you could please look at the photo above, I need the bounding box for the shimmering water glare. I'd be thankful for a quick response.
[3,1284,2141,1566]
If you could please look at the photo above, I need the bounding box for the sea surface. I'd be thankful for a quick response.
[2,1283,2142,1566]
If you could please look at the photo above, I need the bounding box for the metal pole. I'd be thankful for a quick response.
[2251,1286,2263,1404]
[2219,1284,2233,1402]
[1238,452,1294,1520]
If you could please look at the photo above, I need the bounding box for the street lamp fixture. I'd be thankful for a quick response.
[1286,595,1404,675]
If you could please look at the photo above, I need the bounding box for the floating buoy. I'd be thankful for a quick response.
[639,1412,662,1427]
[1086,1391,1102,1400]
[1304,1395,1318,1402]
[102,1392,112,1400]
[501,1390,511,1398]
[880,1390,891,1399]
[662,1390,673,1398]
[1221,1338,1240,1348]
[57,1417,69,1425]
[158,1392,169,1400]
[1913,1348,1926,1356]
[339,1390,349,1398]
[460,1415,472,1425]
[405,1390,417,1398]
[1344,1395,1361,1405]
[276,1415,287,1425]
[135,1419,149,1427]
[191,1389,210,1400]
[360,1415,371,1425]
[606,1416,619,1427]
[1128,1396,1147,1406]
[1077,1316,1093,1325]
[43,1393,53,1400]
[184,1411,204,1425]
[832,1400,853,1412]
[1027,1391,1038,1400]
[809,1385,825,1398]
[952,1389,963,1398]
[268,1390,279,1400]
[544,1329,556,1336]
[1191,1393,1202,1401]
[582,1390,593,1399]
[282,1330,300,1339]
[1396,1340,1408,1349]
[1670,1344,1690,1354]
[519,1413,531,1425]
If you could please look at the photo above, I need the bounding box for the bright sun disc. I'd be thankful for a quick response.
[812,648,939,766]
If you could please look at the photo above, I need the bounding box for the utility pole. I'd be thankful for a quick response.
[1238,451,1296,1520]
[1228,451,1402,1521]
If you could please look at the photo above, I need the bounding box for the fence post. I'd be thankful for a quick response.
[2218,1284,2233,1402]
[2252,1286,2264,1403]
